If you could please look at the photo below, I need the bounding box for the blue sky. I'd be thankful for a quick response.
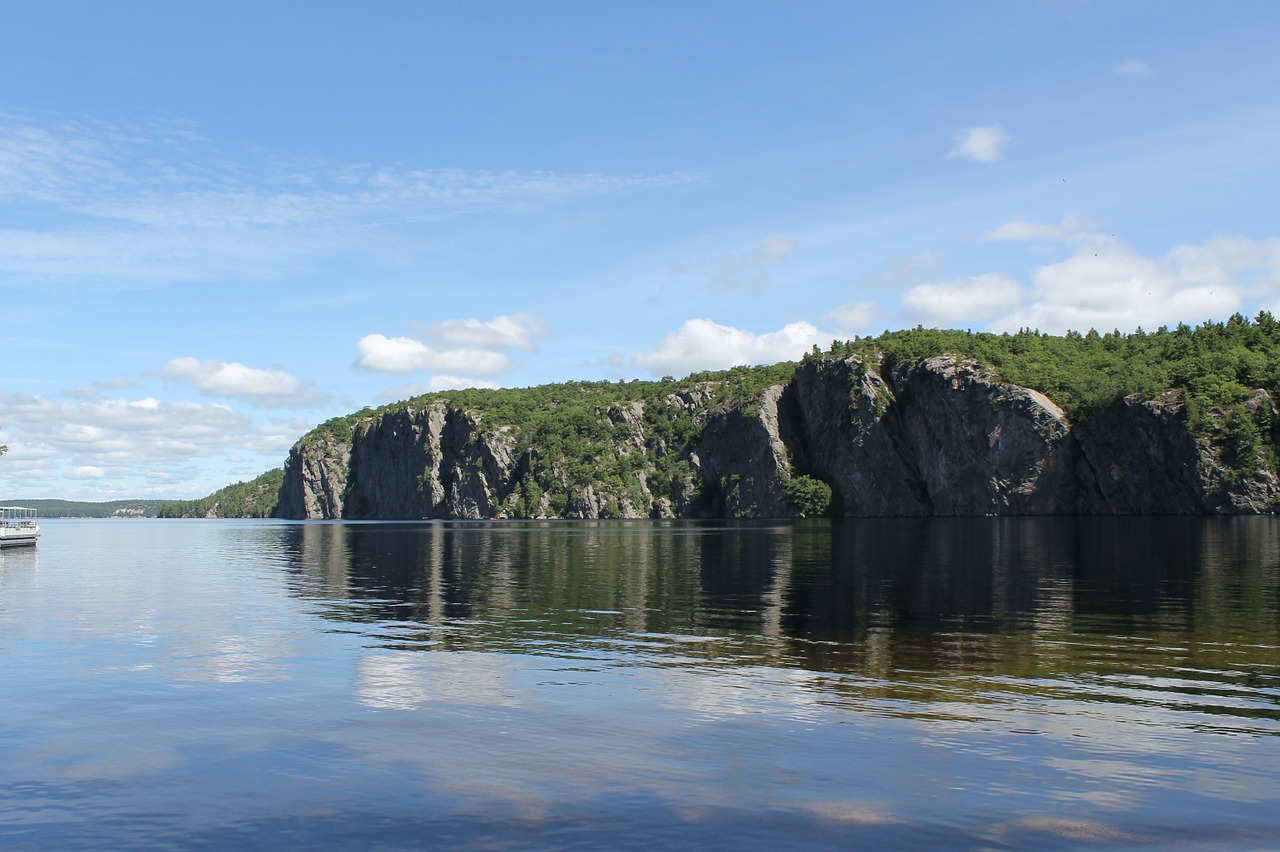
[3,1,1279,500]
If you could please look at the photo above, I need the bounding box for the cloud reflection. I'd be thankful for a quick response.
[355,650,520,710]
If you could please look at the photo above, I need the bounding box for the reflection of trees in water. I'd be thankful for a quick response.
[781,519,1072,676]
[789,518,1280,684]
[269,518,1280,688]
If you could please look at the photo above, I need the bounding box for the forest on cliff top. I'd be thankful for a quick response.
[161,314,1280,518]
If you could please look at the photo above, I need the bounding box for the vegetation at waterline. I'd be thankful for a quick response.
[782,474,835,517]
[156,468,285,518]
[0,499,170,518]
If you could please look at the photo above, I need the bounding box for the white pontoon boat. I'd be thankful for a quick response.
[0,506,40,548]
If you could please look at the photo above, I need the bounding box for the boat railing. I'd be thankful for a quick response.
[1,506,39,528]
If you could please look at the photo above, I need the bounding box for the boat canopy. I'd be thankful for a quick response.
[1,506,38,524]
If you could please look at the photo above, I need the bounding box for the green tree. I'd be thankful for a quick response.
[782,475,833,517]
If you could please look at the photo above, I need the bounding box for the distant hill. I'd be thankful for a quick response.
[155,469,285,518]
[3,470,284,519]
[0,499,169,518]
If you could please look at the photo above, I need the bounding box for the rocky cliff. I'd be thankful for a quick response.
[277,353,1280,519]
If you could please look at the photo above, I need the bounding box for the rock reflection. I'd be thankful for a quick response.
[268,517,1280,724]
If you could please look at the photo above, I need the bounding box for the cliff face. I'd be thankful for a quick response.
[791,355,1075,516]
[1072,391,1280,513]
[335,402,521,520]
[277,432,350,519]
[277,354,1280,519]
[696,384,799,518]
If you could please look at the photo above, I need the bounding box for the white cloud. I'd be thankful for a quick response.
[902,273,1023,328]
[1113,58,1153,78]
[413,312,550,352]
[0,390,277,499]
[1003,244,1231,332]
[632,318,828,376]
[871,234,1280,337]
[425,375,500,392]
[161,357,330,408]
[1168,234,1280,292]
[948,125,1008,163]
[826,301,880,336]
[980,215,1096,243]
[354,334,434,374]
[989,235,1280,334]
[0,393,249,458]
[357,313,549,380]
[421,349,511,377]
[355,333,511,377]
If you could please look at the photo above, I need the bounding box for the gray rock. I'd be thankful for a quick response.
[1075,392,1280,514]
[278,432,351,519]
[275,354,1280,519]
[695,384,797,518]
[887,356,1074,515]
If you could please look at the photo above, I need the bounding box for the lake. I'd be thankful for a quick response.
[1,517,1277,850]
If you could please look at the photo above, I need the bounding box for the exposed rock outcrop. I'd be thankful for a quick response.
[333,403,522,520]
[696,384,798,517]
[791,355,1074,515]
[277,432,350,519]
[1073,392,1280,513]
[276,354,1280,519]
[889,357,1075,514]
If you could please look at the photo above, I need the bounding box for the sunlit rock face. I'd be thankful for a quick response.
[313,403,519,520]
[277,432,350,520]
[791,355,1075,516]
[276,354,1280,519]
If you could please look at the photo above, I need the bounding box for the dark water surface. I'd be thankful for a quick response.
[1,518,1277,850]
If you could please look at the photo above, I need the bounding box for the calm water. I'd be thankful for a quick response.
[1,518,1277,850]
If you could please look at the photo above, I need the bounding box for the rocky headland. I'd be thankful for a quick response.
[273,350,1280,519]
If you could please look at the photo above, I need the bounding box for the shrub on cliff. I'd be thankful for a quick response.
[782,474,833,517]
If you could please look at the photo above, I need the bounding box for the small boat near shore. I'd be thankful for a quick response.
[0,506,40,548]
